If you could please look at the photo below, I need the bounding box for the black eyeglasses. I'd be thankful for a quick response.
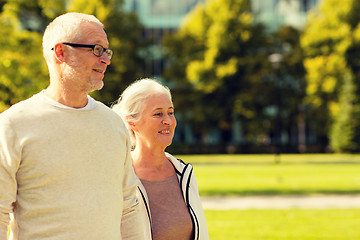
[52,42,113,60]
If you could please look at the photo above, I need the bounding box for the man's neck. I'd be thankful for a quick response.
[44,85,88,109]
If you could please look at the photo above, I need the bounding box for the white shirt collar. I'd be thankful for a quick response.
[40,90,97,110]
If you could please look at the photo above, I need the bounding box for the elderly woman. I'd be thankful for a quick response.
[112,78,209,240]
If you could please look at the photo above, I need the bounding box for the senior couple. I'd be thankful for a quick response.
[0,13,208,240]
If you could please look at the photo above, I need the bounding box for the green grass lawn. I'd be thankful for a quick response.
[205,208,360,240]
[175,154,360,239]
[176,153,360,164]
[174,154,360,196]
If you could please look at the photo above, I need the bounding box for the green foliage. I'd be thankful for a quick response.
[163,0,271,141]
[330,72,358,152]
[0,1,49,112]
[63,0,147,105]
[163,0,307,146]
[206,209,360,240]
[341,26,360,152]
[181,0,255,93]
[92,9,146,105]
[0,0,146,112]
[266,26,306,145]
[301,0,360,151]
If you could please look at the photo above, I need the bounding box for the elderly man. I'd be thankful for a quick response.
[0,13,143,239]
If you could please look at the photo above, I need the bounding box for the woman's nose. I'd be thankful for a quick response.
[161,119,170,125]
[162,116,173,125]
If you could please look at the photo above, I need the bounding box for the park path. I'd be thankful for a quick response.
[201,195,360,209]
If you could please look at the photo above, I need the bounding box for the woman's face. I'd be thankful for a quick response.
[134,93,177,149]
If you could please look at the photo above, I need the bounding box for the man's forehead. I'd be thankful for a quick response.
[78,22,109,46]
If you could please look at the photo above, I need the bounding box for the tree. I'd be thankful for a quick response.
[266,26,306,151]
[330,71,357,152]
[163,0,306,152]
[163,0,271,146]
[66,0,147,105]
[0,1,49,112]
[0,0,146,112]
[301,0,360,152]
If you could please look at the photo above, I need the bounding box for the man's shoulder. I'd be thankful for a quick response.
[92,100,127,128]
[93,100,121,118]
[0,94,40,119]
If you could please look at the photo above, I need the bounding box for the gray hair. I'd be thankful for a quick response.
[42,12,103,64]
[112,78,172,147]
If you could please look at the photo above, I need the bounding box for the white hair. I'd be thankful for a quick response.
[112,78,172,147]
[42,12,103,64]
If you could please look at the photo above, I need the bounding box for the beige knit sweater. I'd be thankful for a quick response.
[0,93,144,239]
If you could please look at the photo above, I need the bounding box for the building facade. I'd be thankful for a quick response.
[124,0,319,30]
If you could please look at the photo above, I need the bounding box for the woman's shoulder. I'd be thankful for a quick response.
[166,152,187,167]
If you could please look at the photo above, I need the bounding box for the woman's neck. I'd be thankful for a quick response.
[131,145,174,180]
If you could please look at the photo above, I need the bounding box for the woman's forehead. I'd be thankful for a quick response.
[144,94,173,109]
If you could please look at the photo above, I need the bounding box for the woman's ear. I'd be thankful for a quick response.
[126,116,138,132]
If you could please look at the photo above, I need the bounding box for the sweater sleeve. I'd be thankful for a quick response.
[120,138,145,239]
[0,116,20,239]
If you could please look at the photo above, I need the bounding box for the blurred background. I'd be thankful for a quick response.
[1,0,360,155]
[2,1,360,239]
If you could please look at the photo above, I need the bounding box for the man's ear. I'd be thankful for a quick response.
[53,43,65,62]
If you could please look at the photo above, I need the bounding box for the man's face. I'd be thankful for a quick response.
[62,22,111,94]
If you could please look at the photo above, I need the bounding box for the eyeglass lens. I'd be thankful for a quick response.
[94,45,113,59]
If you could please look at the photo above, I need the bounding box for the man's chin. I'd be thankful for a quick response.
[88,80,104,93]
[96,81,104,90]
